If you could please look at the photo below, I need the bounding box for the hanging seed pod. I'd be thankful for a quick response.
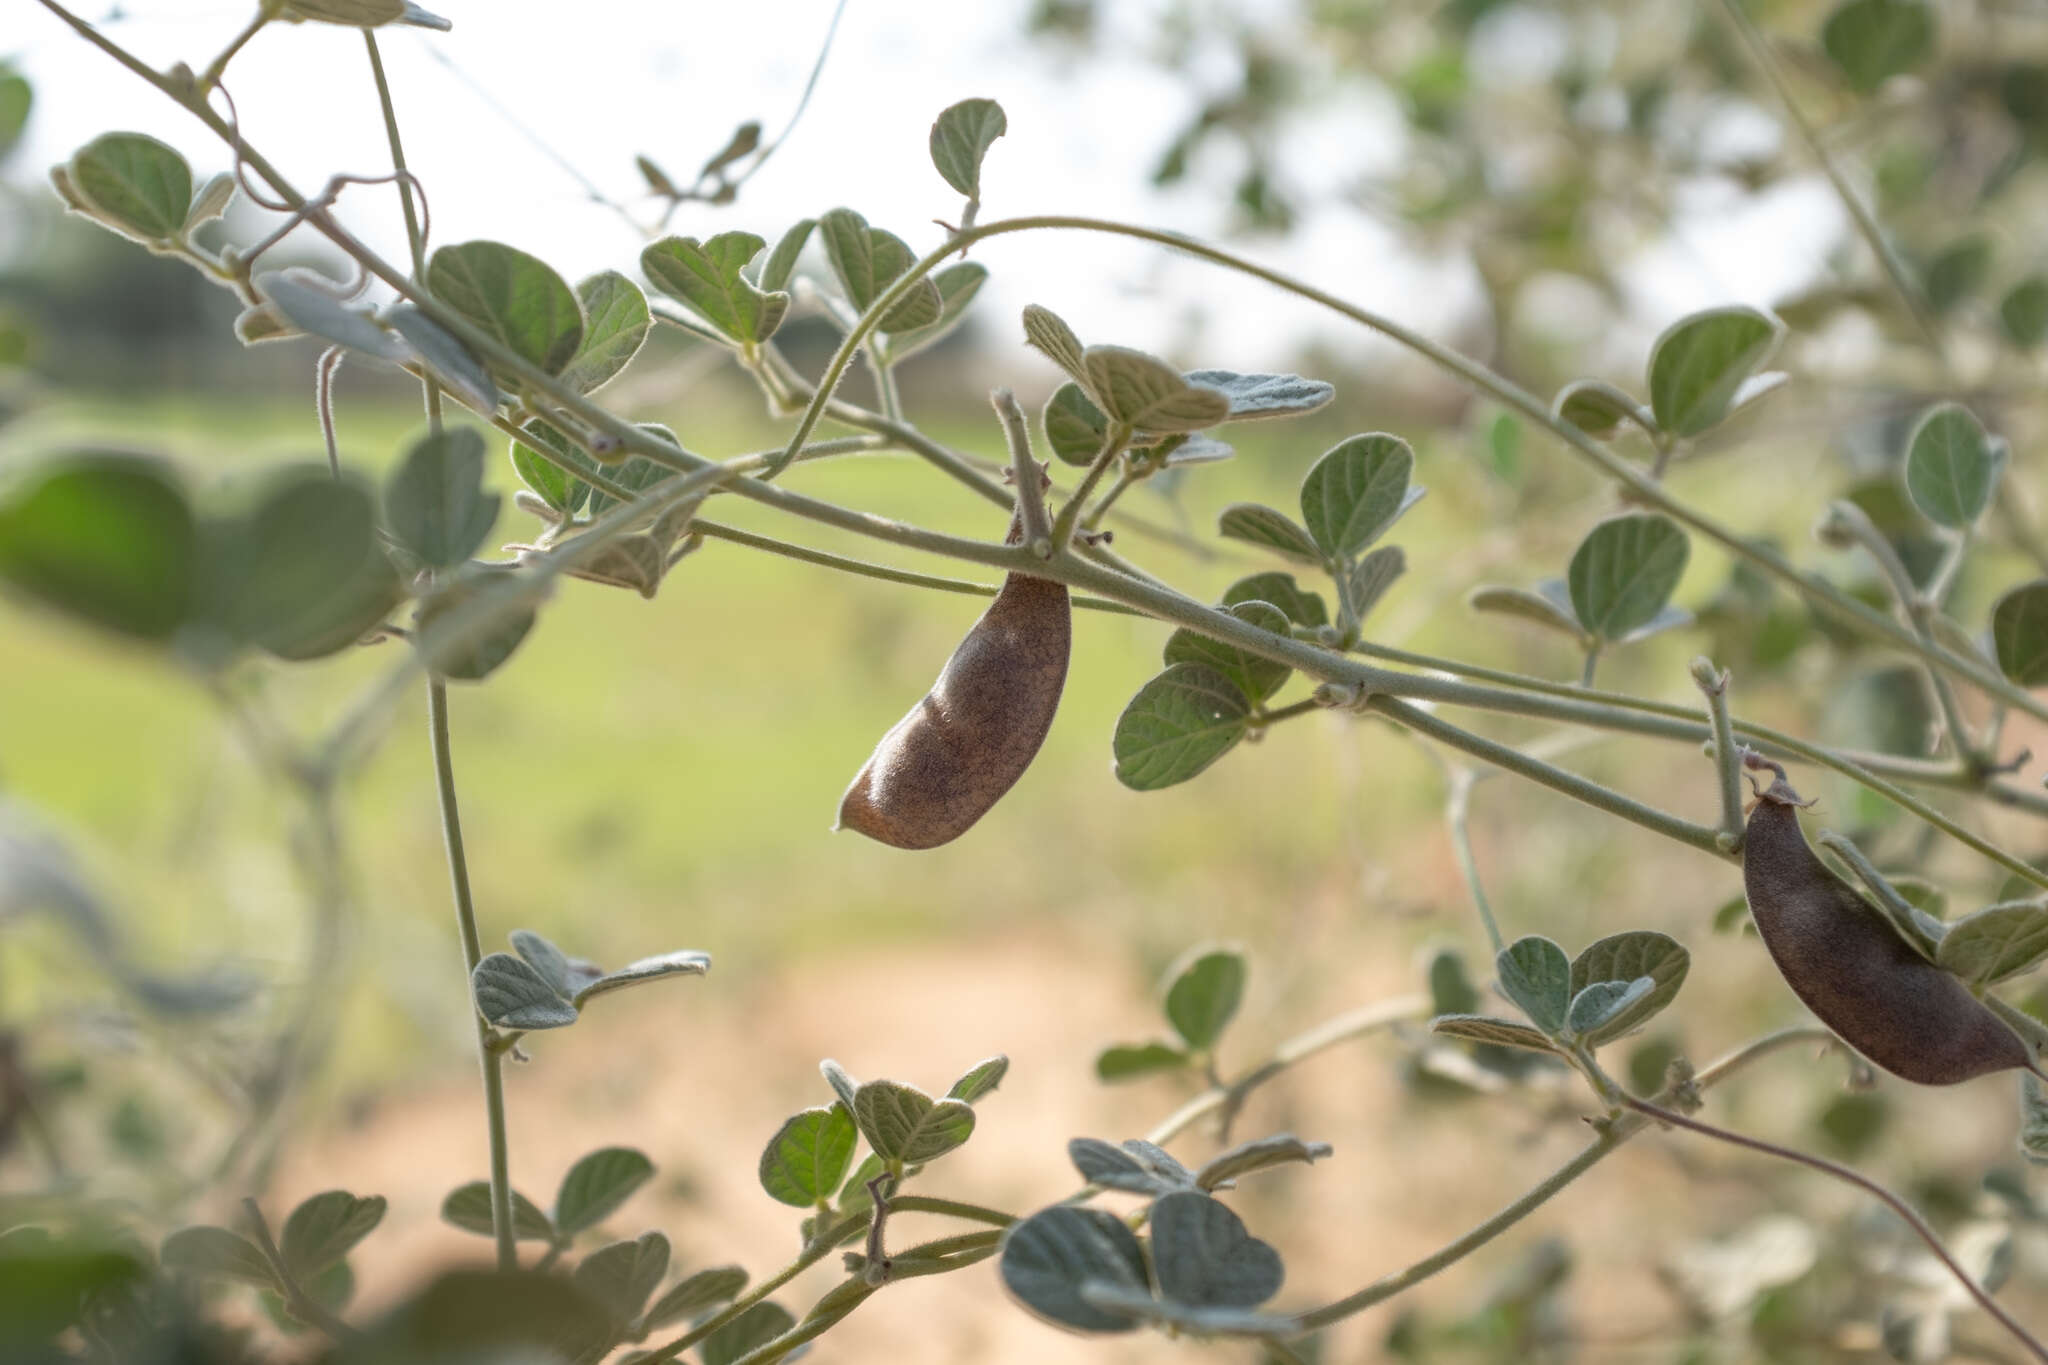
[1741,758,2035,1085]
[835,515,1071,849]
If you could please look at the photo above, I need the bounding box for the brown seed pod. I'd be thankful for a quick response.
[1742,759,2033,1085]
[835,518,1071,850]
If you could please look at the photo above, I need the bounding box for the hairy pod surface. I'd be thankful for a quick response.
[836,523,1071,849]
[1743,773,2030,1084]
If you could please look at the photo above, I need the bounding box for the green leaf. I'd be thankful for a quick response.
[1567,931,1690,1046]
[1993,581,2048,686]
[1345,545,1405,624]
[510,419,593,518]
[1094,1041,1190,1081]
[184,172,234,233]
[889,262,990,360]
[1163,601,1292,703]
[364,1269,609,1362]
[1553,379,1643,437]
[387,304,502,415]
[258,536,401,663]
[999,1206,1150,1334]
[160,1227,278,1288]
[2024,1073,2048,1166]
[1148,1191,1283,1309]
[64,132,192,244]
[930,98,1007,199]
[1429,1014,1564,1054]
[820,1059,859,1112]
[946,1055,1009,1103]
[1937,901,2048,987]
[758,1106,859,1208]
[574,1231,669,1324]
[1216,504,1323,563]
[1904,403,2002,529]
[200,466,380,659]
[1112,662,1252,790]
[851,1080,975,1164]
[1021,303,1088,382]
[558,272,649,395]
[1496,936,1572,1036]
[1823,0,1934,93]
[1566,977,1655,1039]
[835,1153,888,1214]
[414,567,536,682]
[1068,1137,1193,1196]
[1924,236,1991,314]
[641,1265,747,1329]
[818,208,941,333]
[697,1300,795,1365]
[1221,573,1328,629]
[1568,513,1690,642]
[1192,1134,1331,1191]
[1427,949,1482,1016]
[427,240,584,376]
[1467,580,1588,644]
[570,950,710,1008]
[509,929,579,997]
[759,218,815,294]
[641,232,789,345]
[471,952,576,1030]
[385,428,500,568]
[1043,381,1111,465]
[555,1147,655,1238]
[2001,278,2048,348]
[1298,433,1422,560]
[1080,346,1229,433]
[280,1192,386,1278]
[0,70,31,160]
[279,0,407,25]
[697,121,761,179]
[1183,369,1334,422]
[1646,306,1780,438]
[439,1183,555,1242]
[1164,947,1247,1051]
[0,451,195,642]
[255,270,409,363]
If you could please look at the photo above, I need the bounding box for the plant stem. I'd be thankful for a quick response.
[1446,768,1506,953]
[363,28,442,432]
[1619,1094,2048,1363]
[1050,425,1129,551]
[990,387,1051,551]
[1692,658,1746,850]
[201,2,275,88]
[885,1194,1016,1226]
[1082,464,1139,530]
[427,681,514,1272]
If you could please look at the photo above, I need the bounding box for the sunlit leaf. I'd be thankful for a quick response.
[1646,306,1779,438]
[428,240,584,376]
[929,97,1007,199]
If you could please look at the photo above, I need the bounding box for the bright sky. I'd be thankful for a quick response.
[8,0,1850,379]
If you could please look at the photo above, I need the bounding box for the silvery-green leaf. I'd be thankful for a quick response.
[1043,381,1110,466]
[929,98,1006,199]
[820,1059,859,1112]
[2022,1074,2048,1165]
[279,0,406,25]
[472,952,576,1030]
[758,219,815,294]
[1565,977,1655,1039]
[428,240,585,377]
[1729,370,1789,417]
[1298,433,1420,560]
[1496,936,1571,1036]
[1467,580,1588,643]
[1567,931,1689,1046]
[1568,514,1690,642]
[1993,581,2048,686]
[1182,369,1333,422]
[508,929,574,997]
[1345,545,1404,624]
[852,1080,974,1163]
[1066,1137,1189,1197]
[1615,603,1693,645]
[183,173,234,233]
[1113,663,1251,790]
[387,304,502,414]
[1221,573,1328,629]
[1193,1135,1332,1191]
[1165,946,1246,1051]
[817,208,940,332]
[1149,1191,1283,1309]
[1216,504,1322,563]
[65,132,192,244]
[1646,306,1780,438]
[1081,346,1229,432]
[555,1148,654,1238]
[1075,1285,1299,1337]
[946,1055,1009,1104]
[571,950,710,1007]
[439,1183,555,1242]
[160,1228,278,1288]
[280,1191,386,1278]
[234,304,295,346]
[1937,901,2048,987]
[558,272,649,395]
[574,1231,668,1324]
[1430,1014,1564,1054]
[1022,304,1087,382]
[641,232,787,345]
[641,1265,747,1329]
[999,1206,1150,1334]
[1163,433,1234,465]
[758,1106,858,1208]
[1163,601,1291,703]
[1904,402,2002,529]
[1553,379,1644,437]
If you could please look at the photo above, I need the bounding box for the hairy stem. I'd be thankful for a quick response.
[1692,658,1746,850]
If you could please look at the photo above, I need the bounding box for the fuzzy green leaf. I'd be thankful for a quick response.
[929,98,1007,199]
[1568,513,1690,642]
[1298,433,1421,561]
[1112,662,1251,790]
[428,240,584,377]
[1646,306,1779,437]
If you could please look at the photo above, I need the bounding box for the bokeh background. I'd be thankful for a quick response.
[7,1,2048,1360]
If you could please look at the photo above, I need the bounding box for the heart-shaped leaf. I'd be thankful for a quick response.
[1149,1191,1283,1309]
[1163,601,1292,703]
[641,232,788,345]
[1496,936,1572,1036]
[852,1080,975,1163]
[1647,306,1780,438]
[428,240,584,377]
[1067,1137,1193,1197]
[1165,947,1247,1051]
[570,950,710,1008]
[574,1231,669,1324]
[1081,346,1229,433]
[1993,581,2048,686]
[1553,379,1644,437]
[1217,503,1323,563]
[1182,369,1333,422]
[471,952,575,1030]
[280,1192,386,1278]
[0,451,196,642]
[929,98,1007,199]
[1094,1042,1190,1081]
[1823,0,1933,92]
[1022,304,1087,382]
[1905,403,2002,529]
[1298,433,1421,561]
[1043,381,1112,466]
[1567,931,1690,1046]
[385,427,499,568]
[1566,977,1655,1039]
[64,132,192,244]
[1113,663,1251,790]
[1221,572,1328,629]
[818,208,940,332]
[1468,579,1589,644]
[758,1105,858,1208]
[555,1147,655,1238]
[160,1227,278,1288]
[697,1300,795,1365]
[1568,513,1690,642]
[508,929,580,997]
[559,272,649,395]
[1430,1014,1564,1054]
[1345,545,1405,624]
[641,1265,747,1329]
[439,1183,556,1241]
[1937,901,2048,987]
[1000,1206,1150,1333]
[255,270,409,363]
[946,1055,1009,1104]
[1193,1135,1331,1191]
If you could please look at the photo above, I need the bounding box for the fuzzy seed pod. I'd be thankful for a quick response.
[835,521,1071,850]
[1742,765,2031,1085]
